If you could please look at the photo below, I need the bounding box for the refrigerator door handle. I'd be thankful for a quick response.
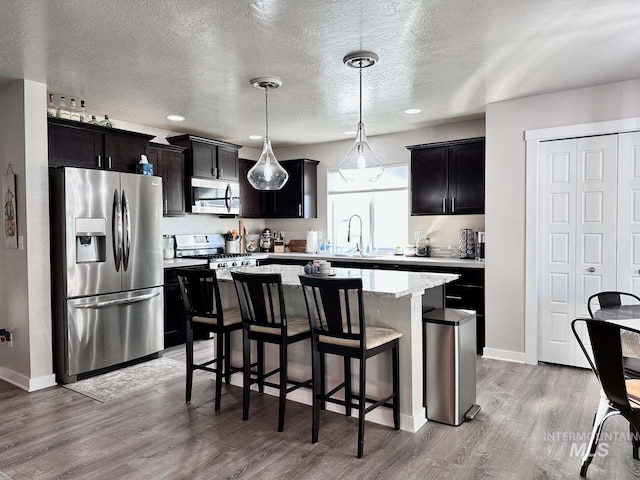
[122,190,131,271]
[71,291,160,309]
[112,189,123,272]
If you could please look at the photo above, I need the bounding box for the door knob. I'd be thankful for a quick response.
[588,267,596,273]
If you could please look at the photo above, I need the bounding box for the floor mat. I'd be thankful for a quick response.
[63,356,185,402]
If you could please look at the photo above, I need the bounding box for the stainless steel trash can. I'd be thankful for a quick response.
[423,308,480,426]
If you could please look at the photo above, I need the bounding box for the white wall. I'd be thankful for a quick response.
[271,119,486,244]
[0,80,54,390]
[485,78,640,360]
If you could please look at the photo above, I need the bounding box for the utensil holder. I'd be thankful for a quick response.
[225,239,240,254]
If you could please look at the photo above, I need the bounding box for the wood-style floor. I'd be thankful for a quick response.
[0,341,638,480]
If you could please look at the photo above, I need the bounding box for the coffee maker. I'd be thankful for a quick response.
[476,231,485,260]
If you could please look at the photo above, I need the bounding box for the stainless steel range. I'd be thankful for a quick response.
[174,234,256,269]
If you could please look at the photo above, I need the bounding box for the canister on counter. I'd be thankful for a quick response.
[459,228,476,259]
[162,235,175,259]
[416,236,431,257]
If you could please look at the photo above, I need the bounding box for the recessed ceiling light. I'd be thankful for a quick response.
[343,130,356,135]
[166,114,185,121]
[248,134,262,140]
[405,108,421,115]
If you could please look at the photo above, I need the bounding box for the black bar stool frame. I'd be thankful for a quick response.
[299,274,401,458]
[231,270,312,432]
[176,268,242,411]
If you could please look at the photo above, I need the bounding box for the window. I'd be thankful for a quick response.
[327,164,408,254]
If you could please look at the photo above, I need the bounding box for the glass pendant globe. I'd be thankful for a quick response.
[247,137,289,190]
[338,122,384,182]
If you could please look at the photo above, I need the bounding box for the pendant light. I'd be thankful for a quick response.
[338,51,384,183]
[248,77,289,190]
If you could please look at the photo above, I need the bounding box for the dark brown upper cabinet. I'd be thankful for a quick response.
[48,117,153,172]
[407,138,485,215]
[239,158,318,219]
[148,143,187,216]
[167,134,241,182]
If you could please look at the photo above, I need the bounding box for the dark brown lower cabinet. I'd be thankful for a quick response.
[164,266,210,348]
[163,268,187,348]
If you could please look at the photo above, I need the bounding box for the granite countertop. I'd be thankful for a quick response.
[214,264,458,298]
[162,258,208,268]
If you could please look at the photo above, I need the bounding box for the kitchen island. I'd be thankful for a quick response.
[215,264,459,433]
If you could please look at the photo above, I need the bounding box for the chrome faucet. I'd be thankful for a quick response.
[347,214,363,256]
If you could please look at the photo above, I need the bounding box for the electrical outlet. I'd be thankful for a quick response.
[18,236,24,250]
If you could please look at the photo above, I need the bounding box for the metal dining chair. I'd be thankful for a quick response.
[587,291,640,378]
[572,318,640,477]
[587,291,640,318]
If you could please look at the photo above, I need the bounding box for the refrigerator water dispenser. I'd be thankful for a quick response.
[75,218,106,263]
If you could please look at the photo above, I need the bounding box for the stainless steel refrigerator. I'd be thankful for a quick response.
[50,167,164,383]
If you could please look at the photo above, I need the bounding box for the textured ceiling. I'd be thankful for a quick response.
[2,0,640,148]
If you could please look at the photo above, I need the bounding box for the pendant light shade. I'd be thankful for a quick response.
[338,51,384,183]
[248,77,289,190]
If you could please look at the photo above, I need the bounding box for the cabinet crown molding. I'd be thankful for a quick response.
[166,134,242,149]
[47,117,155,140]
[406,136,485,151]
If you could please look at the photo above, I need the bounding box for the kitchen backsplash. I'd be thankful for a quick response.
[163,214,484,254]
[410,214,485,248]
[162,216,266,236]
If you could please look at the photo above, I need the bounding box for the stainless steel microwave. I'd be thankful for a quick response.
[190,177,240,215]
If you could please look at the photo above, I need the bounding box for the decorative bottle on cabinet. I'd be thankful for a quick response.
[47,94,57,117]
[56,96,70,119]
[99,115,114,128]
[69,99,81,122]
[80,100,91,123]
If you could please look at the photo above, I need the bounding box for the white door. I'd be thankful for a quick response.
[617,132,640,296]
[574,136,618,316]
[539,139,577,365]
[539,135,618,367]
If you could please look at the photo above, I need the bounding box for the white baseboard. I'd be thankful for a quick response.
[228,373,425,432]
[482,347,526,364]
[28,373,57,391]
[0,366,56,392]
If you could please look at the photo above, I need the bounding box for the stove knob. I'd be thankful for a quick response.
[232,262,238,267]
[218,262,227,268]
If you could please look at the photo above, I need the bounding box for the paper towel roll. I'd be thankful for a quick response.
[306,230,318,253]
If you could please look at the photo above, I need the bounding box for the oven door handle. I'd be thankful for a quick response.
[225,183,231,212]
